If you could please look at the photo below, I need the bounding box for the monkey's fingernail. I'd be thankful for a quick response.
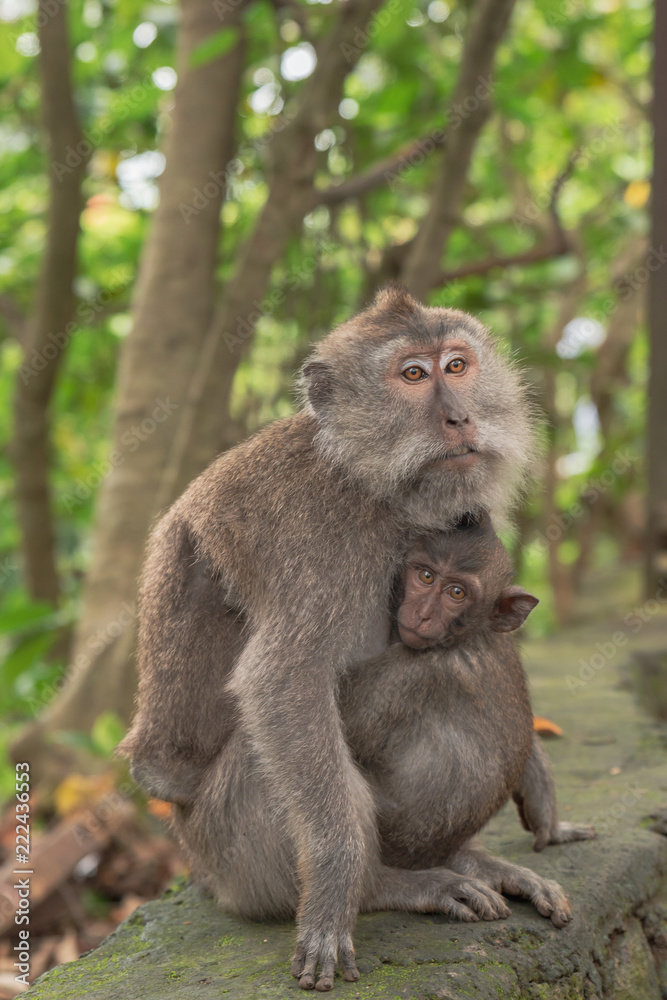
[300,974,315,989]
[315,978,333,991]
[343,969,360,982]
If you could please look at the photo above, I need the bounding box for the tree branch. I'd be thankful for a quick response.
[318,132,445,205]
[440,232,571,284]
[400,0,519,298]
[439,159,575,283]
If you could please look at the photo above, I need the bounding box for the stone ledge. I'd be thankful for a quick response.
[20,610,667,999]
[18,826,667,1000]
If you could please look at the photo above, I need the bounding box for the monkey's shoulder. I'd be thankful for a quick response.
[177,412,378,528]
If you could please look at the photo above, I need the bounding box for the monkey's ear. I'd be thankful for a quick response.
[302,361,334,412]
[491,586,539,632]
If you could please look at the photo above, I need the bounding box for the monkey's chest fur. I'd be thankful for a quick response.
[341,637,533,868]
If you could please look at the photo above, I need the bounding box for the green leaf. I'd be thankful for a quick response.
[90,711,126,755]
[51,729,98,753]
[189,28,239,69]
[0,603,56,635]
[0,632,57,712]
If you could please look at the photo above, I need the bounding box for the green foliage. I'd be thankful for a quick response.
[0,596,69,718]
[189,27,239,69]
[53,711,126,757]
[0,0,652,744]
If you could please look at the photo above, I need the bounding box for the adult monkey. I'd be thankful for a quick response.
[121,286,537,991]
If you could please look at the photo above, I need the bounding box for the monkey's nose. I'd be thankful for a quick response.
[445,413,469,428]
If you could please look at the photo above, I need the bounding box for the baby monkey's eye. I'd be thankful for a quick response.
[445,357,466,374]
[418,569,435,585]
[402,365,428,382]
[447,584,467,601]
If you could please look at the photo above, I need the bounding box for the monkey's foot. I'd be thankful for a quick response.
[364,866,511,922]
[533,820,597,852]
[449,851,572,928]
[291,929,359,992]
[434,876,512,922]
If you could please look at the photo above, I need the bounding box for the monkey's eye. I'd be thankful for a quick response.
[417,569,435,585]
[445,357,466,375]
[402,365,428,382]
[447,584,467,601]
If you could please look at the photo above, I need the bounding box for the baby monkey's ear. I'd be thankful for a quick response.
[491,586,539,633]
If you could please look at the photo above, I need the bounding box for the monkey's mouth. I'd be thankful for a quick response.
[429,445,478,470]
[397,621,445,649]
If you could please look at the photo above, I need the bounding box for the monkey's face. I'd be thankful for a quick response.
[302,287,538,525]
[386,338,481,474]
[397,529,539,650]
[397,550,481,649]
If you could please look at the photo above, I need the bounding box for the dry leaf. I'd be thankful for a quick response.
[54,774,116,817]
[533,716,564,737]
[147,799,172,820]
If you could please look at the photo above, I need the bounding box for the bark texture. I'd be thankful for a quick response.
[11,0,85,605]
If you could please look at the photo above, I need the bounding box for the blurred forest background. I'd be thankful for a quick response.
[0,0,664,969]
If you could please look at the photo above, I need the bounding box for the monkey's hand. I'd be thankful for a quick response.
[532,820,597,853]
[291,928,359,992]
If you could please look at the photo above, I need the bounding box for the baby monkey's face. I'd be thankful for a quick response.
[396,533,538,651]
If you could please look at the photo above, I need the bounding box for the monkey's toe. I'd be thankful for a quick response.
[292,930,358,991]
[552,821,596,844]
[457,880,511,920]
[446,899,480,922]
[531,881,572,927]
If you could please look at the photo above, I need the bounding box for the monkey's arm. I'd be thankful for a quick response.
[512,735,596,852]
[228,622,376,992]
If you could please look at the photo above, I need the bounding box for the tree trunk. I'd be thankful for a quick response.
[11,0,85,605]
[174,0,386,487]
[645,0,667,596]
[400,0,517,298]
[11,0,247,773]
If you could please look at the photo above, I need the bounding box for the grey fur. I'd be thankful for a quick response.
[120,287,565,991]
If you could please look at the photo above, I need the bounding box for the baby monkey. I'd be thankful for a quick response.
[342,515,594,922]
